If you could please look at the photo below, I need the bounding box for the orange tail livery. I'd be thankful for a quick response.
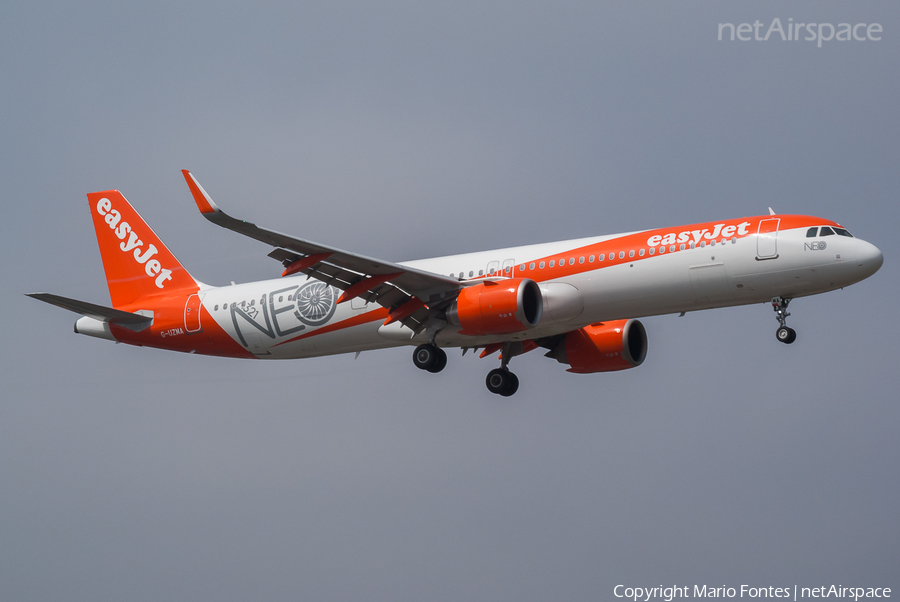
[87,190,198,306]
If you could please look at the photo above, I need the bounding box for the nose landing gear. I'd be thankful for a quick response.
[772,297,797,344]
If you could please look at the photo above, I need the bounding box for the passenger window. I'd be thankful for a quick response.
[549,260,555,268]
[469,271,474,277]
[569,258,575,265]
[479,270,484,276]
[628,250,635,258]
[618,251,625,259]
[214,305,219,311]
[820,227,835,236]
[589,255,594,263]
[529,263,535,270]
[539,261,545,269]
[598,254,605,261]
[579,256,584,264]
[649,248,655,255]
[670,245,676,252]
[639,249,645,257]
[806,227,818,238]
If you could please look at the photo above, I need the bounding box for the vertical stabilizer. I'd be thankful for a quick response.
[87,190,197,307]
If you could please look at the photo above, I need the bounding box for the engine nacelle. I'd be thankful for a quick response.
[548,319,647,373]
[447,278,542,336]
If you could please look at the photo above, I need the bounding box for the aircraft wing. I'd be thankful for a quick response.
[182,170,462,334]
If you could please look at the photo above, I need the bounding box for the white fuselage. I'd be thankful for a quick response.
[194,220,883,358]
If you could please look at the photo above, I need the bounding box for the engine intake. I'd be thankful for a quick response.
[447,278,542,336]
[548,319,647,373]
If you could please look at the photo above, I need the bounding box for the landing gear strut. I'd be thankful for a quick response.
[772,296,797,344]
[485,342,520,396]
[413,343,447,373]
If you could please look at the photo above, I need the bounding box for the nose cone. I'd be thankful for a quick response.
[857,239,884,278]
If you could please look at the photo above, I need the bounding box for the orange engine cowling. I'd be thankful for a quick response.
[547,319,647,373]
[447,279,542,336]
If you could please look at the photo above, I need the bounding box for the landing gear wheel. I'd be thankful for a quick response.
[413,344,446,372]
[500,372,519,397]
[428,347,447,373]
[771,297,796,345]
[776,326,796,344]
[486,368,519,396]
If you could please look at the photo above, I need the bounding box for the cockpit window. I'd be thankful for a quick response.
[819,226,835,236]
[806,227,818,238]
[834,227,853,237]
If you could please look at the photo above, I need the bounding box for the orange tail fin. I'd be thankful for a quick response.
[87,190,197,308]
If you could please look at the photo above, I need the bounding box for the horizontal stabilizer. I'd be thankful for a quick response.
[26,293,153,329]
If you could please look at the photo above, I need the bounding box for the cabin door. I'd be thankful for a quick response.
[757,218,780,259]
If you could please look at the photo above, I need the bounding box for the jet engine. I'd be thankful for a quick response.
[546,319,647,373]
[447,279,542,336]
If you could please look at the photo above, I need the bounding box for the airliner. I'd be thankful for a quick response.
[29,171,883,396]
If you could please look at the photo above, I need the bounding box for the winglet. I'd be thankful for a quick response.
[768,207,776,216]
[182,170,221,215]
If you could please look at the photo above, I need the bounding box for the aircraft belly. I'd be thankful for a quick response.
[577,254,695,321]
[689,263,731,304]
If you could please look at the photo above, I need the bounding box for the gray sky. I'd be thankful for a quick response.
[3,1,898,600]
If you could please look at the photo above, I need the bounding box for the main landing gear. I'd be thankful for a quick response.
[413,341,520,396]
[412,343,447,373]
[412,341,521,396]
[485,341,520,397]
[485,368,518,397]
[772,296,797,344]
